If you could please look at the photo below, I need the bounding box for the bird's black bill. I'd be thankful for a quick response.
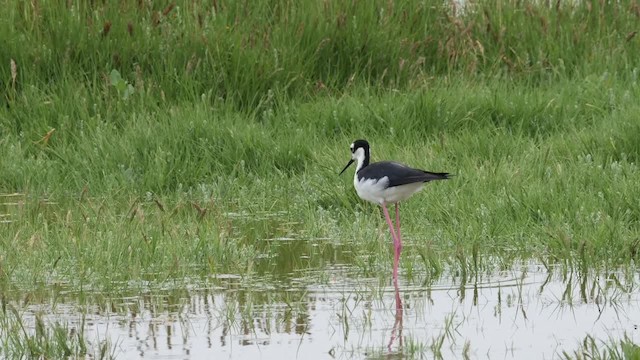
[339,159,354,175]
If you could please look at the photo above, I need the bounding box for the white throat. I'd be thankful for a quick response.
[352,147,367,173]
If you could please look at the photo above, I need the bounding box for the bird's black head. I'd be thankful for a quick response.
[340,139,370,175]
[350,139,370,154]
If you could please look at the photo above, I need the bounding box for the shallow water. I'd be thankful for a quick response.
[5,255,639,359]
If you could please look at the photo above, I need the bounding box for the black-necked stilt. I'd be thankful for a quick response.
[340,139,450,281]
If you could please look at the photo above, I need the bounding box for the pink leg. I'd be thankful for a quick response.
[395,203,403,251]
[393,203,403,279]
[381,203,401,281]
[387,279,404,351]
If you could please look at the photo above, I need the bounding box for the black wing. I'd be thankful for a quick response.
[358,161,450,188]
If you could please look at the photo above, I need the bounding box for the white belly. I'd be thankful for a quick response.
[354,175,425,205]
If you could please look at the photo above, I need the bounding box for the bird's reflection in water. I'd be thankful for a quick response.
[387,279,404,352]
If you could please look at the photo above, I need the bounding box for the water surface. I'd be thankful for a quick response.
[5,250,639,359]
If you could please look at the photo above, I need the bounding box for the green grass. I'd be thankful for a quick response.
[1,0,639,109]
[2,76,640,289]
[1,0,640,356]
[563,335,640,360]
[0,303,113,359]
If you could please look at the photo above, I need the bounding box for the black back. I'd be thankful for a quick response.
[357,161,450,187]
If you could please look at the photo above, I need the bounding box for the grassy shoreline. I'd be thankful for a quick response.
[1,75,640,287]
[0,0,638,307]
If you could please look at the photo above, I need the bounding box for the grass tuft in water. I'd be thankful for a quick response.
[0,304,113,359]
[562,334,640,360]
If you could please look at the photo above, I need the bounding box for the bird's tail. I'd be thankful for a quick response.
[422,171,452,181]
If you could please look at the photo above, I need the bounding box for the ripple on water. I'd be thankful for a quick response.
[3,262,640,359]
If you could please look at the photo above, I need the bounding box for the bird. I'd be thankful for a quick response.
[340,139,450,282]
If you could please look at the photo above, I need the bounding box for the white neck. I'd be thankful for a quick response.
[353,147,367,173]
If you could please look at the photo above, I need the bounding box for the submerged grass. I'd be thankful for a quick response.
[0,303,114,359]
[562,335,640,360]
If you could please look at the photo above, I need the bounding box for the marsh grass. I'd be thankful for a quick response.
[1,75,640,289]
[1,0,640,355]
[0,303,114,359]
[1,0,639,109]
[562,335,640,360]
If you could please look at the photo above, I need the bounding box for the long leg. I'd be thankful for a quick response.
[387,279,404,351]
[393,203,403,279]
[395,203,403,251]
[381,203,401,281]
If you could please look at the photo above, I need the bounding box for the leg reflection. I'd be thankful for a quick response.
[387,279,404,352]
